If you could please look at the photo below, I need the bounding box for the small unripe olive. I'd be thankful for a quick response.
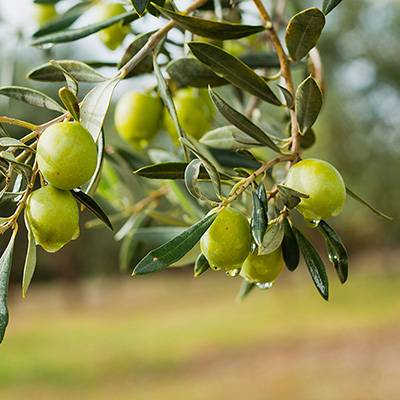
[95,3,129,50]
[240,246,284,284]
[37,121,97,190]
[114,92,164,151]
[33,3,58,27]
[164,88,215,145]
[285,158,346,221]
[25,185,79,253]
[200,207,251,271]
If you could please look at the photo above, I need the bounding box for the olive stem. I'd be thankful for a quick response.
[117,0,209,79]
[252,0,301,163]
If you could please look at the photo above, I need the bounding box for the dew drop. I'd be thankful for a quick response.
[36,43,54,50]
[225,268,241,277]
[256,281,274,290]
[305,219,320,228]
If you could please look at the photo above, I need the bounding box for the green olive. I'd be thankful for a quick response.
[200,207,251,271]
[114,92,164,151]
[95,3,129,50]
[33,3,58,27]
[37,121,97,190]
[240,246,283,284]
[25,185,79,253]
[164,88,215,145]
[285,158,346,221]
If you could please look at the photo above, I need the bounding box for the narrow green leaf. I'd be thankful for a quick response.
[300,128,316,149]
[80,76,121,142]
[134,161,231,181]
[277,184,309,209]
[180,137,222,200]
[318,220,348,283]
[295,75,323,133]
[185,159,206,201]
[0,86,65,113]
[236,279,255,302]
[33,1,91,38]
[22,219,37,298]
[189,42,281,106]
[30,10,138,46]
[277,84,294,108]
[119,233,141,273]
[27,60,107,83]
[346,187,393,221]
[51,60,79,95]
[208,88,281,153]
[292,226,329,300]
[153,52,189,161]
[281,218,300,271]
[133,212,218,275]
[0,152,33,183]
[0,125,10,138]
[322,0,343,15]
[132,227,186,245]
[71,189,114,231]
[0,231,16,344]
[118,31,155,78]
[131,0,149,16]
[0,192,25,206]
[251,190,267,247]
[194,252,210,277]
[59,87,80,122]
[166,57,227,88]
[285,8,325,62]
[85,129,105,198]
[0,138,32,151]
[200,125,263,150]
[256,183,268,217]
[259,223,284,255]
[154,5,265,40]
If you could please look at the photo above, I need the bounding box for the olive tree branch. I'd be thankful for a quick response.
[252,0,301,163]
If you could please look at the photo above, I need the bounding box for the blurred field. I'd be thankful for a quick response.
[1,250,400,400]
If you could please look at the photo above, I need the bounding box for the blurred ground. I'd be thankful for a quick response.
[1,249,400,400]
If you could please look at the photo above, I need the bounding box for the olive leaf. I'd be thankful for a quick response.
[277,184,309,209]
[131,0,150,16]
[59,87,80,121]
[285,8,325,62]
[189,42,281,106]
[22,216,37,298]
[259,223,284,255]
[292,226,329,301]
[0,138,33,152]
[185,159,209,201]
[51,60,79,95]
[281,217,300,271]
[133,212,218,275]
[251,190,268,247]
[236,279,256,302]
[194,252,210,277]
[0,231,16,344]
[318,220,348,283]
[322,0,343,15]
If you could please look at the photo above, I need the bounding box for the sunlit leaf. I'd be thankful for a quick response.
[133,212,218,275]
[27,60,107,83]
[295,75,323,134]
[259,223,284,255]
[85,128,105,198]
[0,231,16,344]
[285,8,325,62]
[292,226,329,300]
[59,87,80,121]
[0,138,32,151]
[51,60,79,95]
[208,88,281,153]
[154,4,265,40]
[22,217,37,298]
[30,10,138,46]
[185,159,207,201]
[189,42,281,106]
[0,86,65,113]
[80,76,121,142]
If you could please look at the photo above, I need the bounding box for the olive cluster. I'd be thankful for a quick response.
[25,122,97,253]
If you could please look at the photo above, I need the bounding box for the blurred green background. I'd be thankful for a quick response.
[0,0,399,398]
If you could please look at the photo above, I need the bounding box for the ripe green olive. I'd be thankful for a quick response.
[25,185,79,253]
[285,158,346,221]
[164,88,215,145]
[33,3,58,27]
[37,121,97,190]
[95,3,129,50]
[240,246,284,284]
[200,207,251,271]
[114,92,164,151]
